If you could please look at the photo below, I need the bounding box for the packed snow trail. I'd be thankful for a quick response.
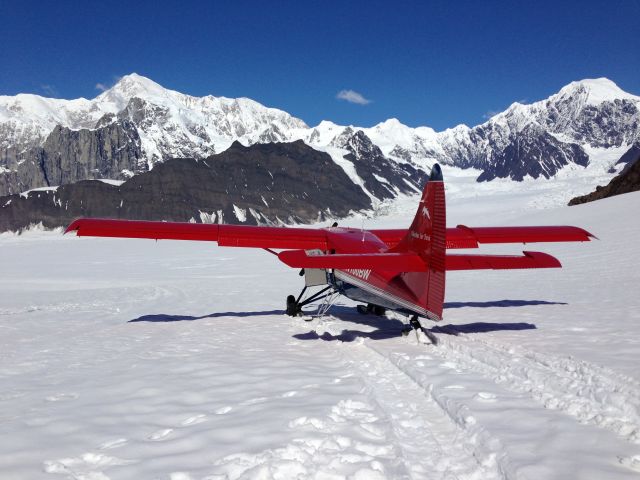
[337,335,511,479]
[421,328,640,444]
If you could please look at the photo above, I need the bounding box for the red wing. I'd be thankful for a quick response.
[372,225,595,249]
[446,251,561,270]
[278,250,427,271]
[65,218,328,250]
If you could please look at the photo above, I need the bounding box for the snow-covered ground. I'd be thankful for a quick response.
[1,182,640,479]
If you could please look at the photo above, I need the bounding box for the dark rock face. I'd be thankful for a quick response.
[477,126,589,182]
[443,119,593,182]
[545,98,639,148]
[616,141,640,166]
[41,121,144,186]
[0,141,372,232]
[437,88,639,182]
[569,148,640,205]
[0,121,144,196]
[342,131,429,199]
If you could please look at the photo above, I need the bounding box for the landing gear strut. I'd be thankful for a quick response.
[402,315,438,345]
[285,286,334,318]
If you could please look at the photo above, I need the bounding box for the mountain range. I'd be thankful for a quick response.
[0,74,639,230]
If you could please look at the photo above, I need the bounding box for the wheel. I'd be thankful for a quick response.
[373,305,386,316]
[286,295,297,316]
[356,304,368,315]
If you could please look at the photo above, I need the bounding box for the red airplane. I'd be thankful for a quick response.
[65,164,594,340]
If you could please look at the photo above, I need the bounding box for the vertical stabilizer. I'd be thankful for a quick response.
[392,164,446,320]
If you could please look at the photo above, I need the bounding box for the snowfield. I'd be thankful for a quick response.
[1,182,640,479]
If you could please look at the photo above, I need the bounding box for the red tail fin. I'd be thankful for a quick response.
[392,164,446,320]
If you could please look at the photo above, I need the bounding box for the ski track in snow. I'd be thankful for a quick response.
[422,329,640,444]
[339,336,511,480]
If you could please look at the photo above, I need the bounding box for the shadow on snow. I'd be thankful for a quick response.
[128,299,553,341]
[292,305,538,343]
[129,310,283,323]
[444,299,567,309]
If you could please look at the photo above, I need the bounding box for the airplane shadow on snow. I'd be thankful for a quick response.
[129,299,562,341]
[292,300,562,343]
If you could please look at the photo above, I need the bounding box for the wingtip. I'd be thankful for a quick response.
[523,251,562,268]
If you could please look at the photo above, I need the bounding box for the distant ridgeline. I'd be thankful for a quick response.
[1,74,639,232]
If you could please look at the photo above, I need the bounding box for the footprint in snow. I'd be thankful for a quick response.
[619,455,640,472]
[181,414,207,426]
[147,428,173,441]
[241,397,268,406]
[439,361,458,369]
[170,473,194,480]
[444,384,465,390]
[44,452,133,477]
[98,438,128,450]
[45,393,78,402]
[475,392,497,402]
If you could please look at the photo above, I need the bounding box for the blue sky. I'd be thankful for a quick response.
[1,0,638,130]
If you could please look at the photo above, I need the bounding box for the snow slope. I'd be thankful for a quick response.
[1,187,640,479]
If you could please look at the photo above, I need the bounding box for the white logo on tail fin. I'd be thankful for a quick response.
[422,206,431,220]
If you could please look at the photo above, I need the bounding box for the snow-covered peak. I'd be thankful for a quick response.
[555,78,640,106]
[374,117,406,130]
[0,72,310,161]
[96,73,171,109]
[305,120,351,146]
[109,73,167,97]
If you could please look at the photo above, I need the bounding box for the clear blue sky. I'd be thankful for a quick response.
[1,0,638,130]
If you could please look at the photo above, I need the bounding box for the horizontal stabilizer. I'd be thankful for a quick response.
[278,250,427,271]
[446,251,561,271]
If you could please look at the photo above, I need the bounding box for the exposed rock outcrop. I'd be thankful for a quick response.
[569,144,640,205]
[342,131,428,198]
[0,120,144,196]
